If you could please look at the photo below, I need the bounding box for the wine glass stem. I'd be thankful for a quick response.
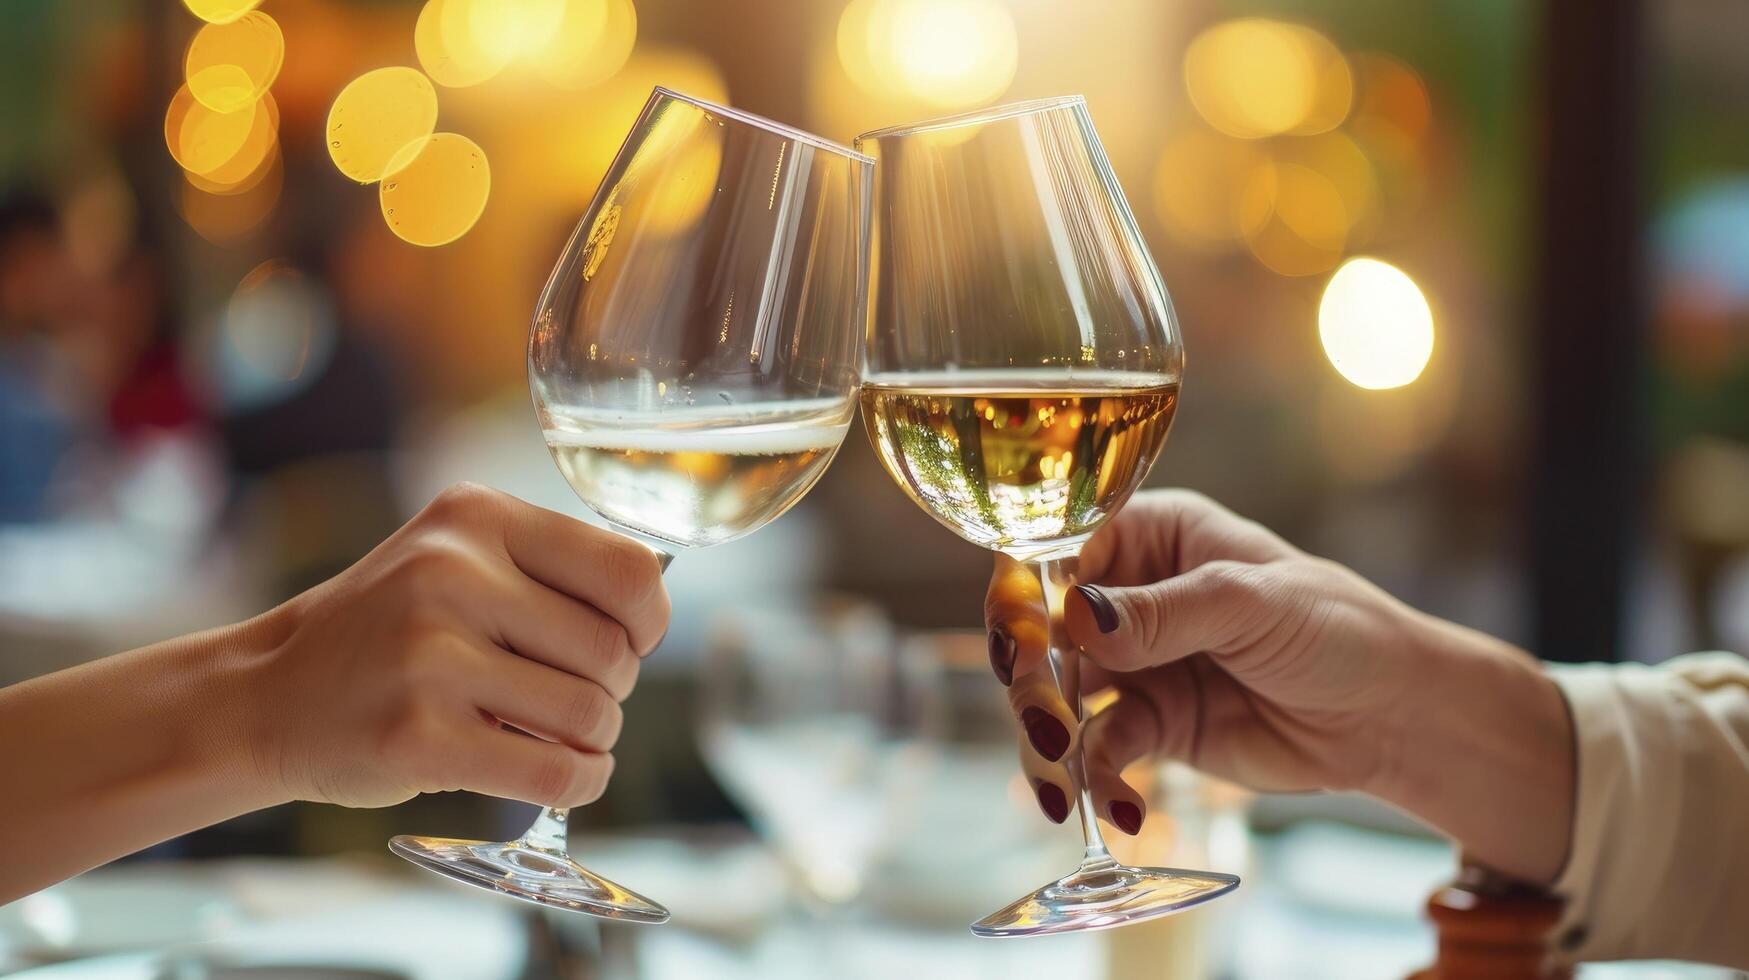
[515,539,674,855]
[1033,555,1116,870]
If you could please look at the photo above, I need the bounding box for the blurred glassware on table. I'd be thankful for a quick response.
[697,599,939,909]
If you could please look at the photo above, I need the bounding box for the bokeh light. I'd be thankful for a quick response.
[1241,162,1350,276]
[182,0,263,25]
[380,133,491,246]
[532,0,637,90]
[527,47,727,206]
[179,150,283,243]
[326,67,440,184]
[1351,52,1432,145]
[415,0,573,89]
[184,10,284,113]
[1278,132,1380,244]
[206,259,337,408]
[837,0,1016,111]
[1185,19,1348,140]
[1153,127,1269,250]
[1318,257,1434,389]
[415,0,514,88]
[164,83,264,176]
[186,92,279,193]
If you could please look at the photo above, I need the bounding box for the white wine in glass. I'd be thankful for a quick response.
[856,97,1238,937]
[389,88,873,922]
[860,371,1178,557]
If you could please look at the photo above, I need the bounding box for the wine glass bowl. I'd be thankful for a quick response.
[391,87,873,922]
[855,96,1237,937]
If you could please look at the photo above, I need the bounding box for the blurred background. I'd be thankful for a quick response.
[1,0,1745,977]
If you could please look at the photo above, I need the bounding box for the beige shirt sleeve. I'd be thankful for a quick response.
[1546,652,1749,969]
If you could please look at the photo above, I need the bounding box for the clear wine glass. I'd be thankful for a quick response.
[855,96,1240,937]
[390,87,873,923]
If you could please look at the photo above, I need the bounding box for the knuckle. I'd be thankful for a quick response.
[531,747,578,805]
[564,683,613,740]
[602,546,658,604]
[589,614,633,663]
[422,482,503,528]
[387,536,478,596]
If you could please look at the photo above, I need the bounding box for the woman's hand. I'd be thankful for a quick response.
[240,482,670,809]
[986,489,1575,883]
[0,483,669,902]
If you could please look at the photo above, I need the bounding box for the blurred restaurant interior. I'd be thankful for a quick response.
[2,0,1747,976]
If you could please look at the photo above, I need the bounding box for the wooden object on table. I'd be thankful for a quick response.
[1409,865,1572,980]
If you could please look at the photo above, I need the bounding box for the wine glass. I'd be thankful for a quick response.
[389,87,873,923]
[854,96,1239,937]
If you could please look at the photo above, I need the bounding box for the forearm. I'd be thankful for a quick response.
[1370,615,1575,884]
[0,615,290,902]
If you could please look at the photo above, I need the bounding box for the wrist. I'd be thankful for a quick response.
[1368,614,1575,884]
[171,606,300,812]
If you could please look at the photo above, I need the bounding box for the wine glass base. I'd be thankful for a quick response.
[389,835,670,923]
[970,863,1239,938]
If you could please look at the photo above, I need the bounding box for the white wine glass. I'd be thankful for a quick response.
[390,87,873,923]
[855,96,1239,937]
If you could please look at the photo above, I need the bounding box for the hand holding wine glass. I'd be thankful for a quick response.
[390,88,872,921]
[985,489,1578,886]
[856,96,1237,936]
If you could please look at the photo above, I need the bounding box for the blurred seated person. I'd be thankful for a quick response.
[987,490,1747,969]
[0,483,670,903]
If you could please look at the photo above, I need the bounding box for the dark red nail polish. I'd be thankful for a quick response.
[1021,705,1071,762]
[1109,800,1143,835]
[988,626,1016,686]
[1034,781,1069,823]
[1073,585,1120,633]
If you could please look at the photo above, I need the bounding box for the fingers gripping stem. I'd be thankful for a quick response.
[1035,557,1116,867]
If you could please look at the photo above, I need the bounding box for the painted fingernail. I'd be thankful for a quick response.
[1021,705,1071,762]
[987,626,1017,686]
[1109,800,1143,836]
[1073,585,1120,633]
[1034,780,1070,824]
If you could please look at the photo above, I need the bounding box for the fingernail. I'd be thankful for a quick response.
[1021,705,1071,762]
[1109,800,1143,835]
[1034,780,1069,824]
[987,626,1016,686]
[1073,585,1120,634]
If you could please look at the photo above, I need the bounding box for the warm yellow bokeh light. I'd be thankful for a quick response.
[165,83,263,176]
[326,67,440,183]
[1153,128,1269,249]
[185,11,284,113]
[182,0,263,25]
[187,93,279,193]
[1240,162,1349,276]
[1185,19,1347,139]
[180,151,283,243]
[380,133,492,246]
[534,47,727,205]
[1352,52,1432,144]
[1279,132,1379,242]
[1319,257,1434,390]
[839,0,1016,110]
[533,0,636,90]
[415,0,512,88]
[1292,27,1352,135]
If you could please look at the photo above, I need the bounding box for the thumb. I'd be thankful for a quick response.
[1066,560,1282,671]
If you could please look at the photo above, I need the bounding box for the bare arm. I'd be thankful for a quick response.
[0,483,669,903]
